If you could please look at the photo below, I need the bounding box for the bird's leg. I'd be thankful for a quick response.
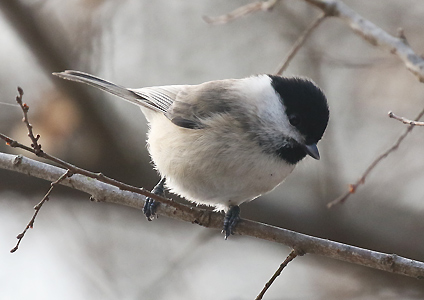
[143,177,166,221]
[222,205,241,239]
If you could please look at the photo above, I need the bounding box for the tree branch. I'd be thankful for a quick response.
[389,111,424,126]
[205,0,424,81]
[10,169,72,253]
[255,249,300,300]
[1,152,423,279]
[303,0,424,82]
[275,12,327,75]
[203,0,280,25]
[328,107,424,207]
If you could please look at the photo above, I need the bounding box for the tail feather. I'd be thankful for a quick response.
[53,70,159,111]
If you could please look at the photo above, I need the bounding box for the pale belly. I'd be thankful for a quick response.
[146,114,295,211]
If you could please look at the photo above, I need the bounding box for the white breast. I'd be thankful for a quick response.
[145,111,295,212]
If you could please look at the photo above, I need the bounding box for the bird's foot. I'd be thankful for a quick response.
[222,205,240,240]
[143,178,166,221]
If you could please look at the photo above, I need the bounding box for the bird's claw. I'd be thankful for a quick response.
[143,197,160,221]
[222,205,240,239]
[143,178,166,221]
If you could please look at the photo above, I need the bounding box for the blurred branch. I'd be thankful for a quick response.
[205,0,424,81]
[0,1,70,76]
[203,0,280,25]
[328,107,424,207]
[389,111,424,126]
[1,152,424,278]
[298,0,424,206]
[0,0,136,177]
[304,0,424,82]
[275,12,327,75]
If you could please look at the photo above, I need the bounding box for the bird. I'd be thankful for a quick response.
[54,70,329,239]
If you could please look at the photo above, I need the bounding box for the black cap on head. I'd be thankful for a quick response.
[269,75,329,164]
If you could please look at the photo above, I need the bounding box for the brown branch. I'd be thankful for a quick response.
[1,87,186,250]
[14,87,42,155]
[289,0,424,207]
[275,12,327,75]
[10,169,72,253]
[328,107,424,207]
[203,0,280,25]
[255,249,300,300]
[1,86,423,269]
[0,88,165,203]
[1,153,424,279]
[303,0,424,82]
[389,111,424,126]
[0,131,179,207]
[204,0,424,81]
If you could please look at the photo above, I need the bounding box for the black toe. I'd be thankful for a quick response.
[222,205,240,239]
[143,178,166,221]
[143,198,159,221]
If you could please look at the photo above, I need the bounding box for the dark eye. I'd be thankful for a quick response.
[289,114,301,126]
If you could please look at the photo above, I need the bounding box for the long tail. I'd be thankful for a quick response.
[53,70,157,110]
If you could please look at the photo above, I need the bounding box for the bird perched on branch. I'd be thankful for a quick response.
[54,70,329,239]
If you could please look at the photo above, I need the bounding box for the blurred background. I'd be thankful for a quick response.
[1,0,424,299]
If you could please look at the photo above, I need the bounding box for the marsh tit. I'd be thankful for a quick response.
[54,71,329,239]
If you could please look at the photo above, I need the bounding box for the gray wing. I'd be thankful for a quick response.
[54,70,238,130]
[162,79,238,129]
[53,70,182,113]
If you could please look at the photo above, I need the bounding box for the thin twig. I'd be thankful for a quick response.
[14,87,42,155]
[0,130,176,202]
[389,111,424,126]
[203,0,280,25]
[8,87,75,252]
[255,249,299,300]
[10,170,72,253]
[328,107,424,208]
[275,12,327,75]
[0,88,151,198]
[0,102,20,107]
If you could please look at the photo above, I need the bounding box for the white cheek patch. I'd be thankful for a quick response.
[240,75,305,144]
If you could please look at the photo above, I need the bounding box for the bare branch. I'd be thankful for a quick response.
[1,152,423,279]
[10,169,72,253]
[389,111,424,126]
[204,0,424,81]
[255,249,300,300]
[275,12,327,75]
[328,107,424,207]
[290,0,424,206]
[0,131,177,207]
[303,0,424,82]
[0,88,156,202]
[14,87,43,155]
[203,0,280,25]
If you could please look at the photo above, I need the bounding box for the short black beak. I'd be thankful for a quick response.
[303,144,320,160]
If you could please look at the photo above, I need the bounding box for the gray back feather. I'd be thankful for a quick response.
[54,70,241,130]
